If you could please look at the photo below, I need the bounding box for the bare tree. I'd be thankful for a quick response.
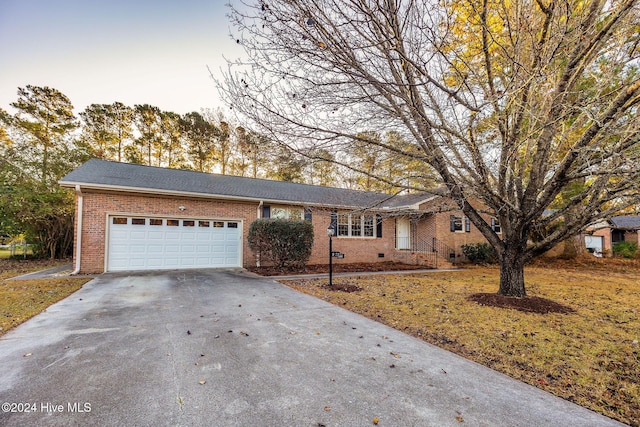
[219,0,640,297]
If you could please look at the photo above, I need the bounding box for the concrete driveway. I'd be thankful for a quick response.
[0,270,624,427]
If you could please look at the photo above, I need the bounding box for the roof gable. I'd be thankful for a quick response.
[59,159,436,210]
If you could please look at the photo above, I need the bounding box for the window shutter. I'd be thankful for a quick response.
[262,205,271,218]
[450,216,456,232]
[304,207,312,222]
[330,210,338,230]
[465,217,471,232]
[376,214,383,238]
[491,218,496,231]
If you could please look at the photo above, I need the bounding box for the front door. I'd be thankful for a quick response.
[396,218,411,250]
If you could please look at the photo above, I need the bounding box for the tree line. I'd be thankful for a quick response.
[0,84,433,258]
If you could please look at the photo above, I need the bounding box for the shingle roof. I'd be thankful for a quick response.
[59,159,435,210]
[610,215,640,229]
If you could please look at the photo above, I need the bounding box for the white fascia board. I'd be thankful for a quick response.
[58,181,376,210]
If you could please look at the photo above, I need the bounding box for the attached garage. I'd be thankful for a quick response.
[107,216,242,272]
[585,235,604,256]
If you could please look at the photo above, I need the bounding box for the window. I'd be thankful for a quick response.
[183,220,195,227]
[228,222,238,228]
[167,219,179,226]
[337,212,377,238]
[491,218,501,233]
[199,221,210,227]
[213,222,224,228]
[132,218,146,225]
[150,219,163,226]
[450,215,463,232]
[112,217,127,225]
[450,215,471,233]
[337,214,349,236]
[270,206,303,220]
[363,215,374,237]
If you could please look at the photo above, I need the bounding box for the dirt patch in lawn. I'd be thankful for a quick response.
[247,261,431,276]
[323,280,362,293]
[468,293,576,314]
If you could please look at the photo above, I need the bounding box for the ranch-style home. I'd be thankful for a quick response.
[585,215,640,256]
[60,159,499,274]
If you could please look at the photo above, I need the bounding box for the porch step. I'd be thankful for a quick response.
[414,252,454,269]
[391,251,454,269]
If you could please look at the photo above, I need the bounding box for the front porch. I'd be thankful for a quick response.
[391,216,457,269]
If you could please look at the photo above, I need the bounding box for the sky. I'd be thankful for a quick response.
[0,0,244,115]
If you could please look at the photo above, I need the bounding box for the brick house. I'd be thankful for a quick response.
[585,216,640,256]
[60,159,497,274]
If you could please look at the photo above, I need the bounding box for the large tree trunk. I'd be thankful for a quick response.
[498,248,527,297]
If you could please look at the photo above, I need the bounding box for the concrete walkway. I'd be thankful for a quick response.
[0,269,624,426]
[263,268,461,281]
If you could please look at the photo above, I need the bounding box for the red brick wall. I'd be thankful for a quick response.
[73,192,403,273]
[433,211,496,263]
[75,190,259,273]
[72,190,507,273]
[305,209,396,265]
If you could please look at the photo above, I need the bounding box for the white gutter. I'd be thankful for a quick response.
[70,185,83,275]
[57,181,404,210]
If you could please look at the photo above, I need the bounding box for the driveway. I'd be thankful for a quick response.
[0,270,624,427]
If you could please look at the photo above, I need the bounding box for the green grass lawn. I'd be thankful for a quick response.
[0,247,33,259]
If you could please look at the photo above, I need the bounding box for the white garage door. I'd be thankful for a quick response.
[107,216,242,272]
[585,235,604,255]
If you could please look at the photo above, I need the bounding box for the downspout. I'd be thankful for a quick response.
[70,185,83,275]
[256,201,263,267]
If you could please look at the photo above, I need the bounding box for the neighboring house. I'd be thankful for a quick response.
[586,216,640,255]
[59,159,494,274]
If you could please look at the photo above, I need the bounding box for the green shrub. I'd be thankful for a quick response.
[461,242,497,264]
[612,241,639,259]
[248,219,314,270]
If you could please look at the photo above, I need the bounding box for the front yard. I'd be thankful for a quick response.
[0,259,90,336]
[283,258,640,426]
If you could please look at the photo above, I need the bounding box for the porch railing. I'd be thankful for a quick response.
[396,236,456,267]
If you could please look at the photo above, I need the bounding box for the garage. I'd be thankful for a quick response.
[585,235,604,256]
[107,216,242,272]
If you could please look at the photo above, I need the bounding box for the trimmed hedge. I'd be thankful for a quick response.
[247,219,314,270]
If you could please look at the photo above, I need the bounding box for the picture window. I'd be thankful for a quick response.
[337,212,377,238]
